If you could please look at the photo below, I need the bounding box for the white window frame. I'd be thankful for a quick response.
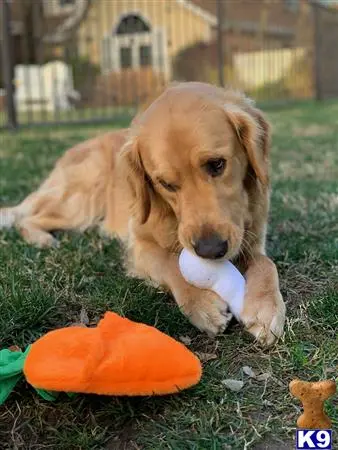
[101,12,169,78]
[112,11,152,35]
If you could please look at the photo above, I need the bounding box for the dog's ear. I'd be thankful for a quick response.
[225,103,270,185]
[119,138,151,224]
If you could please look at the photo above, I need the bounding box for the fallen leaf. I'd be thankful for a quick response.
[222,379,244,392]
[242,366,256,378]
[195,352,218,363]
[256,372,271,382]
[179,336,192,346]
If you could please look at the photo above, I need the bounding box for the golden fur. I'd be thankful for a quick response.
[0,82,285,345]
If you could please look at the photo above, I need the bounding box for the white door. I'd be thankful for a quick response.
[101,29,167,77]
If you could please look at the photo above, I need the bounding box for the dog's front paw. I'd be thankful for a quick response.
[20,226,59,248]
[241,290,286,347]
[180,287,233,337]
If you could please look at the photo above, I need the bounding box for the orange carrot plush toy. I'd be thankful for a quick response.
[0,312,202,403]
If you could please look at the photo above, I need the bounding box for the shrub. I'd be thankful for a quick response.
[85,68,165,108]
[67,56,100,105]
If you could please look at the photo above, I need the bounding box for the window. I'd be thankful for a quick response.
[116,15,151,34]
[120,47,132,69]
[140,45,152,67]
[101,14,164,73]
[284,0,299,12]
[59,0,75,6]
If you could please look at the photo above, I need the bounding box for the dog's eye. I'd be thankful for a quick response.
[204,158,226,177]
[159,179,178,192]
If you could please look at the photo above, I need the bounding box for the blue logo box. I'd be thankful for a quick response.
[296,429,332,449]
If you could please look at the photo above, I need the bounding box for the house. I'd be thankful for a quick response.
[41,0,315,77]
[36,0,217,106]
[3,0,326,77]
[42,0,216,80]
[0,0,329,107]
[194,0,313,50]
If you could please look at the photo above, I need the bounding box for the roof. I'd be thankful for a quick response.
[189,0,217,16]
[187,0,306,38]
[176,0,217,25]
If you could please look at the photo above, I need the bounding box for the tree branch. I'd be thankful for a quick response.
[42,0,92,45]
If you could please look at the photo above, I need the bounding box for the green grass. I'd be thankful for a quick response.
[0,100,337,449]
[0,106,136,128]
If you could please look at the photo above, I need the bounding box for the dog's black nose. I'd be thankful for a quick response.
[193,234,228,259]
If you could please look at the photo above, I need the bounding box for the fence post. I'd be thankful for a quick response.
[216,0,225,87]
[0,0,17,129]
[312,1,322,101]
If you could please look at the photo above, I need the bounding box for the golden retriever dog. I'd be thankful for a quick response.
[0,82,285,346]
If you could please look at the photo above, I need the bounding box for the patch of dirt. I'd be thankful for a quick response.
[293,124,331,137]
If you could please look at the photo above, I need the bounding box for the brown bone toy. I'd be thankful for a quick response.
[289,379,336,429]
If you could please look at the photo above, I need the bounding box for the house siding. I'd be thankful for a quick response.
[76,0,211,69]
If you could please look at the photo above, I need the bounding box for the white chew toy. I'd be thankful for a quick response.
[179,248,246,321]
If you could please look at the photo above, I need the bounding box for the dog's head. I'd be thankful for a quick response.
[120,82,270,260]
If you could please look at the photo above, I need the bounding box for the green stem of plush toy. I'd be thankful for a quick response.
[0,346,63,404]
